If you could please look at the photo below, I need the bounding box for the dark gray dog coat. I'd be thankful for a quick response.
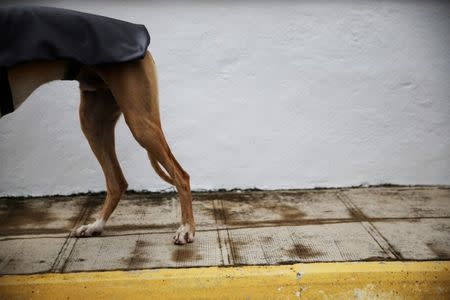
[0,6,150,116]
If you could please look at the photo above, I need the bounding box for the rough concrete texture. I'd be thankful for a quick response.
[1,1,450,196]
[0,187,448,275]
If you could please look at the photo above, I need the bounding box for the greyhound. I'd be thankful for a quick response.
[0,6,195,245]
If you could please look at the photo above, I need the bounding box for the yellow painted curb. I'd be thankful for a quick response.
[0,261,449,299]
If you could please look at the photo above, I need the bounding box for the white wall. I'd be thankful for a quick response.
[1,1,449,196]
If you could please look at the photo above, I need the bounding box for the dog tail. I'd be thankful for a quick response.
[145,51,177,186]
[149,155,175,186]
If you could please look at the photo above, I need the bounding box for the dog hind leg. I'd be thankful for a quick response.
[75,88,128,237]
[127,116,195,244]
[95,52,195,244]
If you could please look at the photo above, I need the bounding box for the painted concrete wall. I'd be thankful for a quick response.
[1,1,449,196]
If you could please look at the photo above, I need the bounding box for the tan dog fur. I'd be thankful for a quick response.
[5,51,195,245]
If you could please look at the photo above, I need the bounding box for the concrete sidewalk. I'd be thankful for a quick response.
[0,186,449,275]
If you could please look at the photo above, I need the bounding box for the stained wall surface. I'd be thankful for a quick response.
[0,1,449,196]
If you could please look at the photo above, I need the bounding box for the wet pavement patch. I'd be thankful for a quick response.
[171,248,202,262]
[1,198,57,229]
[426,242,450,259]
[125,240,151,269]
[285,243,324,259]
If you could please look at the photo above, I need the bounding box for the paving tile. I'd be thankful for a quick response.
[227,223,390,265]
[373,219,450,260]
[83,193,217,236]
[209,190,352,228]
[0,237,67,274]
[0,196,87,236]
[342,187,450,218]
[63,230,223,272]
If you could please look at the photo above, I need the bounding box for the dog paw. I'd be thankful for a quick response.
[173,224,195,245]
[74,219,105,237]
